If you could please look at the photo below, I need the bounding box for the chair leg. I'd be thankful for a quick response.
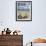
[31,42,32,46]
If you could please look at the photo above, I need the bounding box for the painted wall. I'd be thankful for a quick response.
[0,0,46,45]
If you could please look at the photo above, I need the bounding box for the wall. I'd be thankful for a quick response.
[0,0,46,45]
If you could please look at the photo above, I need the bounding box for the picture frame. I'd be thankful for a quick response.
[16,1,32,21]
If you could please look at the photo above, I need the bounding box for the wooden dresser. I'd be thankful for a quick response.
[0,35,23,46]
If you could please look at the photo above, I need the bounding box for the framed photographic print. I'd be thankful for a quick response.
[16,1,32,21]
